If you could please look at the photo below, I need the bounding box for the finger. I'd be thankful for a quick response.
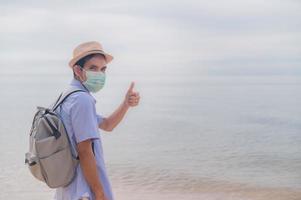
[130,98,139,103]
[129,99,137,104]
[129,100,139,105]
[131,93,140,99]
[129,102,138,107]
[129,94,139,99]
[129,99,139,104]
[128,81,135,93]
[129,97,139,103]
[129,96,138,100]
[130,99,139,104]
[129,93,138,97]
[132,92,139,98]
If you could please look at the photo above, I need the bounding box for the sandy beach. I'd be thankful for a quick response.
[111,172,301,200]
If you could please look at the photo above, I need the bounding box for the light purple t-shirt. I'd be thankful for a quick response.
[53,78,114,200]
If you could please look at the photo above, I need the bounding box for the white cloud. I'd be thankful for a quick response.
[0,0,300,75]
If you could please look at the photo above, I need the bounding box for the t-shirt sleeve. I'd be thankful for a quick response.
[96,113,104,126]
[70,94,100,143]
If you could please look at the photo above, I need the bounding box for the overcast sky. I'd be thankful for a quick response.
[0,0,300,76]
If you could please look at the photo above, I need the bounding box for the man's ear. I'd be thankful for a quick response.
[73,65,82,80]
[75,64,83,72]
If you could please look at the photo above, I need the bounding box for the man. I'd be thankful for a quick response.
[54,41,140,200]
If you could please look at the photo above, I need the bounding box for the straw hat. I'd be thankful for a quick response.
[69,41,113,68]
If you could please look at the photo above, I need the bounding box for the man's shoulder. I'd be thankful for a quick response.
[69,90,94,105]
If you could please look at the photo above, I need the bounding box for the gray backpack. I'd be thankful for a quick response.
[25,88,86,188]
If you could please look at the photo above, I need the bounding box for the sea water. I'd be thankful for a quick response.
[0,64,300,200]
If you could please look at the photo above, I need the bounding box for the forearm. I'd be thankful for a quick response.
[100,82,140,131]
[79,147,104,197]
[105,100,129,130]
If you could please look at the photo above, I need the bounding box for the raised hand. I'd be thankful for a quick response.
[124,81,140,107]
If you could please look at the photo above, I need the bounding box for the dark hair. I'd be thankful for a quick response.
[73,53,105,78]
[75,53,105,68]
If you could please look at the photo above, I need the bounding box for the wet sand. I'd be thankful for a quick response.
[113,183,301,200]
[111,174,301,200]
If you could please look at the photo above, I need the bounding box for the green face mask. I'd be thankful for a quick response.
[82,70,106,93]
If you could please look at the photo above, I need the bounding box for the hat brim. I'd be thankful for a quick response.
[69,50,113,68]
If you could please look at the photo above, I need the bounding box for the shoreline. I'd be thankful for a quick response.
[111,175,301,200]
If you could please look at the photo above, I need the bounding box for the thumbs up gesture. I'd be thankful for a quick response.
[124,81,140,107]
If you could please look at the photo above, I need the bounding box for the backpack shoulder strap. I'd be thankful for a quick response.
[52,87,86,111]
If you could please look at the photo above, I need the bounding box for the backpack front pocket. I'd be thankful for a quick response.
[39,147,76,188]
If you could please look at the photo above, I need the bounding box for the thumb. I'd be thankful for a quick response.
[128,81,135,93]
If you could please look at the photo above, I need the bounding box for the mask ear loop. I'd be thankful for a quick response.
[75,65,86,82]
[75,65,90,92]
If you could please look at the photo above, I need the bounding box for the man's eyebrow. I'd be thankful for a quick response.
[88,64,97,68]
[88,64,106,69]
